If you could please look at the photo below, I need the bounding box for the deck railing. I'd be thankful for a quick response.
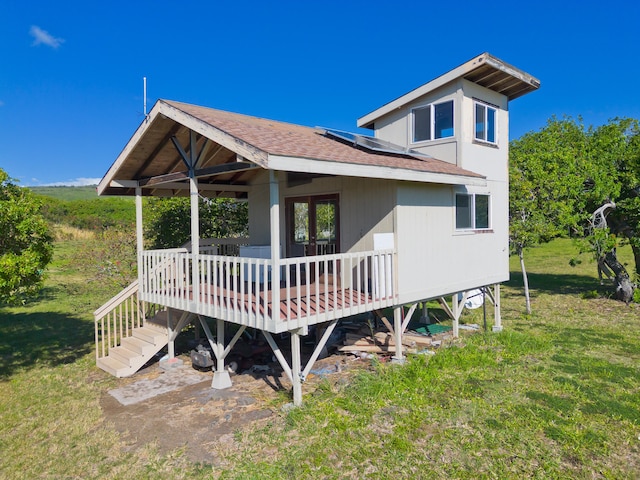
[139,248,396,332]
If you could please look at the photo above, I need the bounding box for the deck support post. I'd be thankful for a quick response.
[392,306,404,363]
[212,318,232,389]
[451,294,460,338]
[492,284,502,332]
[291,329,303,406]
[301,320,338,380]
[167,309,175,359]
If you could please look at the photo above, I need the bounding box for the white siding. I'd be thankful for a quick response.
[249,173,396,256]
[374,80,462,165]
[395,182,509,304]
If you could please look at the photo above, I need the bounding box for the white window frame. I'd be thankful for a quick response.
[474,100,498,145]
[455,192,491,231]
[411,99,454,143]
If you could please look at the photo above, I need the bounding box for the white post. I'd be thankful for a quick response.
[135,186,144,287]
[291,330,302,406]
[392,306,404,362]
[492,283,503,332]
[269,170,280,314]
[167,309,175,358]
[190,174,200,303]
[452,294,460,338]
[212,318,232,389]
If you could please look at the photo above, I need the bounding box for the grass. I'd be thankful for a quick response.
[30,185,99,201]
[0,238,639,478]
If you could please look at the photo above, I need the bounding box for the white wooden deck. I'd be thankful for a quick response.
[140,248,396,334]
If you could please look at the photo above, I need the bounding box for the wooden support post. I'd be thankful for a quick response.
[301,319,338,380]
[269,171,280,314]
[212,318,232,389]
[262,331,293,381]
[493,284,503,332]
[392,306,404,363]
[167,309,175,358]
[190,173,200,304]
[291,330,303,406]
[135,186,143,290]
[451,294,460,338]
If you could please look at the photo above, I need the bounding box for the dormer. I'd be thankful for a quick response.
[357,53,539,180]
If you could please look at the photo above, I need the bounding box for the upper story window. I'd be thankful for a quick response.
[474,101,497,144]
[412,100,454,143]
[456,193,490,230]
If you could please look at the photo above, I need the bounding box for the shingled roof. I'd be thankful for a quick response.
[98,99,485,197]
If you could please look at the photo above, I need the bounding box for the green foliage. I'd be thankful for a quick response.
[0,169,53,304]
[144,197,248,249]
[74,227,137,289]
[38,196,135,230]
[29,185,98,201]
[510,116,640,304]
[509,116,588,256]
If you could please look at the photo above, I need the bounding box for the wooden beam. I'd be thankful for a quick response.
[171,135,191,170]
[132,123,182,180]
[141,182,251,193]
[373,309,394,336]
[138,161,258,187]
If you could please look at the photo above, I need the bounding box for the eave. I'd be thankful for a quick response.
[357,52,540,129]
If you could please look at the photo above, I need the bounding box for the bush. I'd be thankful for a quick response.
[0,170,53,304]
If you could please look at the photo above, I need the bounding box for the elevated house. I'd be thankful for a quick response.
[95,53,539,405]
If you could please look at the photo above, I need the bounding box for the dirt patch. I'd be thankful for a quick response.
[100,354,363,465]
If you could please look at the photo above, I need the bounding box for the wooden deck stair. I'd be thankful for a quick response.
[96,312,169,378]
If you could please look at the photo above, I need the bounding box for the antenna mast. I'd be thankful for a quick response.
[143,76,148,120]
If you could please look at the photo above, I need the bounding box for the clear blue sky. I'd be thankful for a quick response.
[2,0,639,186]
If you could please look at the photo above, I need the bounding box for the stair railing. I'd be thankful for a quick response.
[94,280,165,361]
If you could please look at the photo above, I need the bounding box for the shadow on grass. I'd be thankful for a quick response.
[0,310,94,380]
[507,271,606,296]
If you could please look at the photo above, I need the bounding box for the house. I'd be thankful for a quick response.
[95,53,539,405]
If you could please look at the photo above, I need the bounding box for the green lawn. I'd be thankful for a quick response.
[0,238,638,479]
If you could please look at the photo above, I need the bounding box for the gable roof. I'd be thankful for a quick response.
[98,99,485,197]
[357,52,540,129]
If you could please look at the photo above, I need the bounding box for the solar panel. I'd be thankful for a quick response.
[323,128,433,160]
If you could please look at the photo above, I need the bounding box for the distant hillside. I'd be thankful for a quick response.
[29,185,136,230]
[30,185,98,201]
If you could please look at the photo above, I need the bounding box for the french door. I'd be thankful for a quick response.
[286,194,340,258]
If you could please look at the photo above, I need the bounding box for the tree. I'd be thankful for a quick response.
[509,117,588,313]
[144,196,248,249]
[0,169,53,304]
[510,116,640,309]
[587,118,640,278]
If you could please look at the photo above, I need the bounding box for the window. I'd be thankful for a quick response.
[456,193,490,230]
[475,101,497,144]
[412,100,454,142]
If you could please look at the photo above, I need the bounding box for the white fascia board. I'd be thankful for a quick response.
[358,53,496,129]
[268,154,486,187]
[157,101,268,167]
[97,100,269,196]
[97,103,164,195]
